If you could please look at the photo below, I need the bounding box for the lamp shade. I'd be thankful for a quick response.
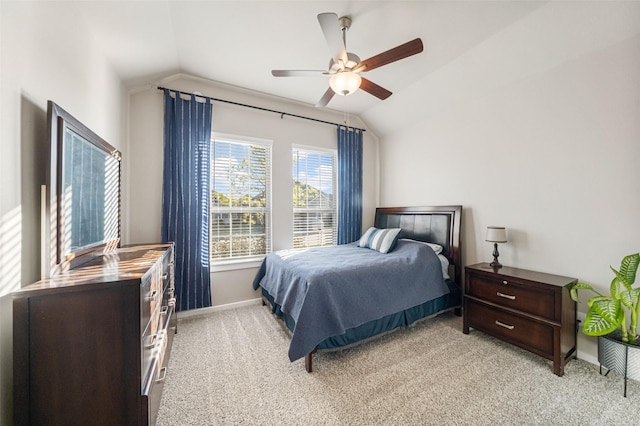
[486,226,507,243]
[329,71,361,96]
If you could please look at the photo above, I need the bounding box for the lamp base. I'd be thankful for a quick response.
[490,243,502,268]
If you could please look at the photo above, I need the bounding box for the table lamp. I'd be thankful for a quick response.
[486,226,507,268]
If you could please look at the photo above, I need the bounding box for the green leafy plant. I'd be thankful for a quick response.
[570,253,640,344]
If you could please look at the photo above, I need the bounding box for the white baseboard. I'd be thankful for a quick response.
[176,298,262,319]
[577,351,598,366]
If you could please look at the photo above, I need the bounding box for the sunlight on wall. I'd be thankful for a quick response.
[0,205,22,297]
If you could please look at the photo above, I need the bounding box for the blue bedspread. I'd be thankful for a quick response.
[252,240,450,361]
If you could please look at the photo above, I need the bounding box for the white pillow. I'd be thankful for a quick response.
[438,254,451,280]
[399,238,443,254]
[358,227,402,254]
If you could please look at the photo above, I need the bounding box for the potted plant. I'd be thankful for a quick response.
[570,252,640,396]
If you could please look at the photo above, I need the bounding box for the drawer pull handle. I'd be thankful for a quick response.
[495,320,515,330]
[497,291,515,300]
[156,367,167,382]
[145,334,157,348]
[502,280,508,285]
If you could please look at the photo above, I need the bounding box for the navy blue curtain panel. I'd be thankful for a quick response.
[337,126,363,244]
[161,89,213,311]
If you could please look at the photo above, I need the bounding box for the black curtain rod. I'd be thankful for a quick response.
[157,86,366,132]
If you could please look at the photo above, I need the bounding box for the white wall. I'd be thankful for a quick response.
[0,2,124,423]
[127,74,379,309]
[378,14,640,362]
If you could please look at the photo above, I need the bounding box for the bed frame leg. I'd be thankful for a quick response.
[305,348,318,373]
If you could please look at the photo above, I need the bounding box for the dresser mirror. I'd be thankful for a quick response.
[47,101,121,274]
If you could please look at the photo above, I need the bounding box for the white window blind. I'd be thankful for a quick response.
[292,146,337,248]
[210,135,272,262]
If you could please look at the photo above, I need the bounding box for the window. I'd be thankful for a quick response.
[292,146,337,248]
[210,134,272,265]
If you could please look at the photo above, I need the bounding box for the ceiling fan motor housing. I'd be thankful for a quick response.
[329,52,361,73]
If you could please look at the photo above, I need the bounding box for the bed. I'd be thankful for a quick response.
[252,205,462,372]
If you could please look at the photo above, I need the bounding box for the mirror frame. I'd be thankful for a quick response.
[47,101,121,275]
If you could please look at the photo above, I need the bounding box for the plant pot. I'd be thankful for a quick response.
[598,330,640,397]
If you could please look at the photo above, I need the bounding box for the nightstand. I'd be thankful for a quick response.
[463,263,578,376]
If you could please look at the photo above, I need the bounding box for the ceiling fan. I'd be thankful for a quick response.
[272,12,424,108]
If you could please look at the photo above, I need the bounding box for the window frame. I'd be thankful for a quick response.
[292,144,338,249]
[209,132,273,272]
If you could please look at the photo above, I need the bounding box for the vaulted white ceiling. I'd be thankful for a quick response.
[69,1,640,136]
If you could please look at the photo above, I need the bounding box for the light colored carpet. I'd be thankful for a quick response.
[157,304,639,425]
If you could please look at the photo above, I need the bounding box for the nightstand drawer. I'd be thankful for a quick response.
[467,274,555,320]
[466,300,554,356]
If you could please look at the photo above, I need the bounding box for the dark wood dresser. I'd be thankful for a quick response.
[463,263,577,376]
[13,243,176,425]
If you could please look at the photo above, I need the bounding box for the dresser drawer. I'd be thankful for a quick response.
[162,247,174,292]
[141,325,158,388]
[141,354,167,426]
[141,261,164,334]
[466,300,554,357]
[466,273,556,320]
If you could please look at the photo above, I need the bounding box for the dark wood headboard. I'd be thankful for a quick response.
[374,206,462,285]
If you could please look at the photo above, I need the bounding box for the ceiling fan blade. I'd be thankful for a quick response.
[317,13,348,66]
[359,77,392,100]
[315,87,335,108]
[356,38,423,73]
[272,70,326,77]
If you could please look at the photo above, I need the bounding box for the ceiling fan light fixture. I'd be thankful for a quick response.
[329,71,361,96]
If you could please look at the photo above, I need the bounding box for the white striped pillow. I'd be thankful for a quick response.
[358,227,402,253]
